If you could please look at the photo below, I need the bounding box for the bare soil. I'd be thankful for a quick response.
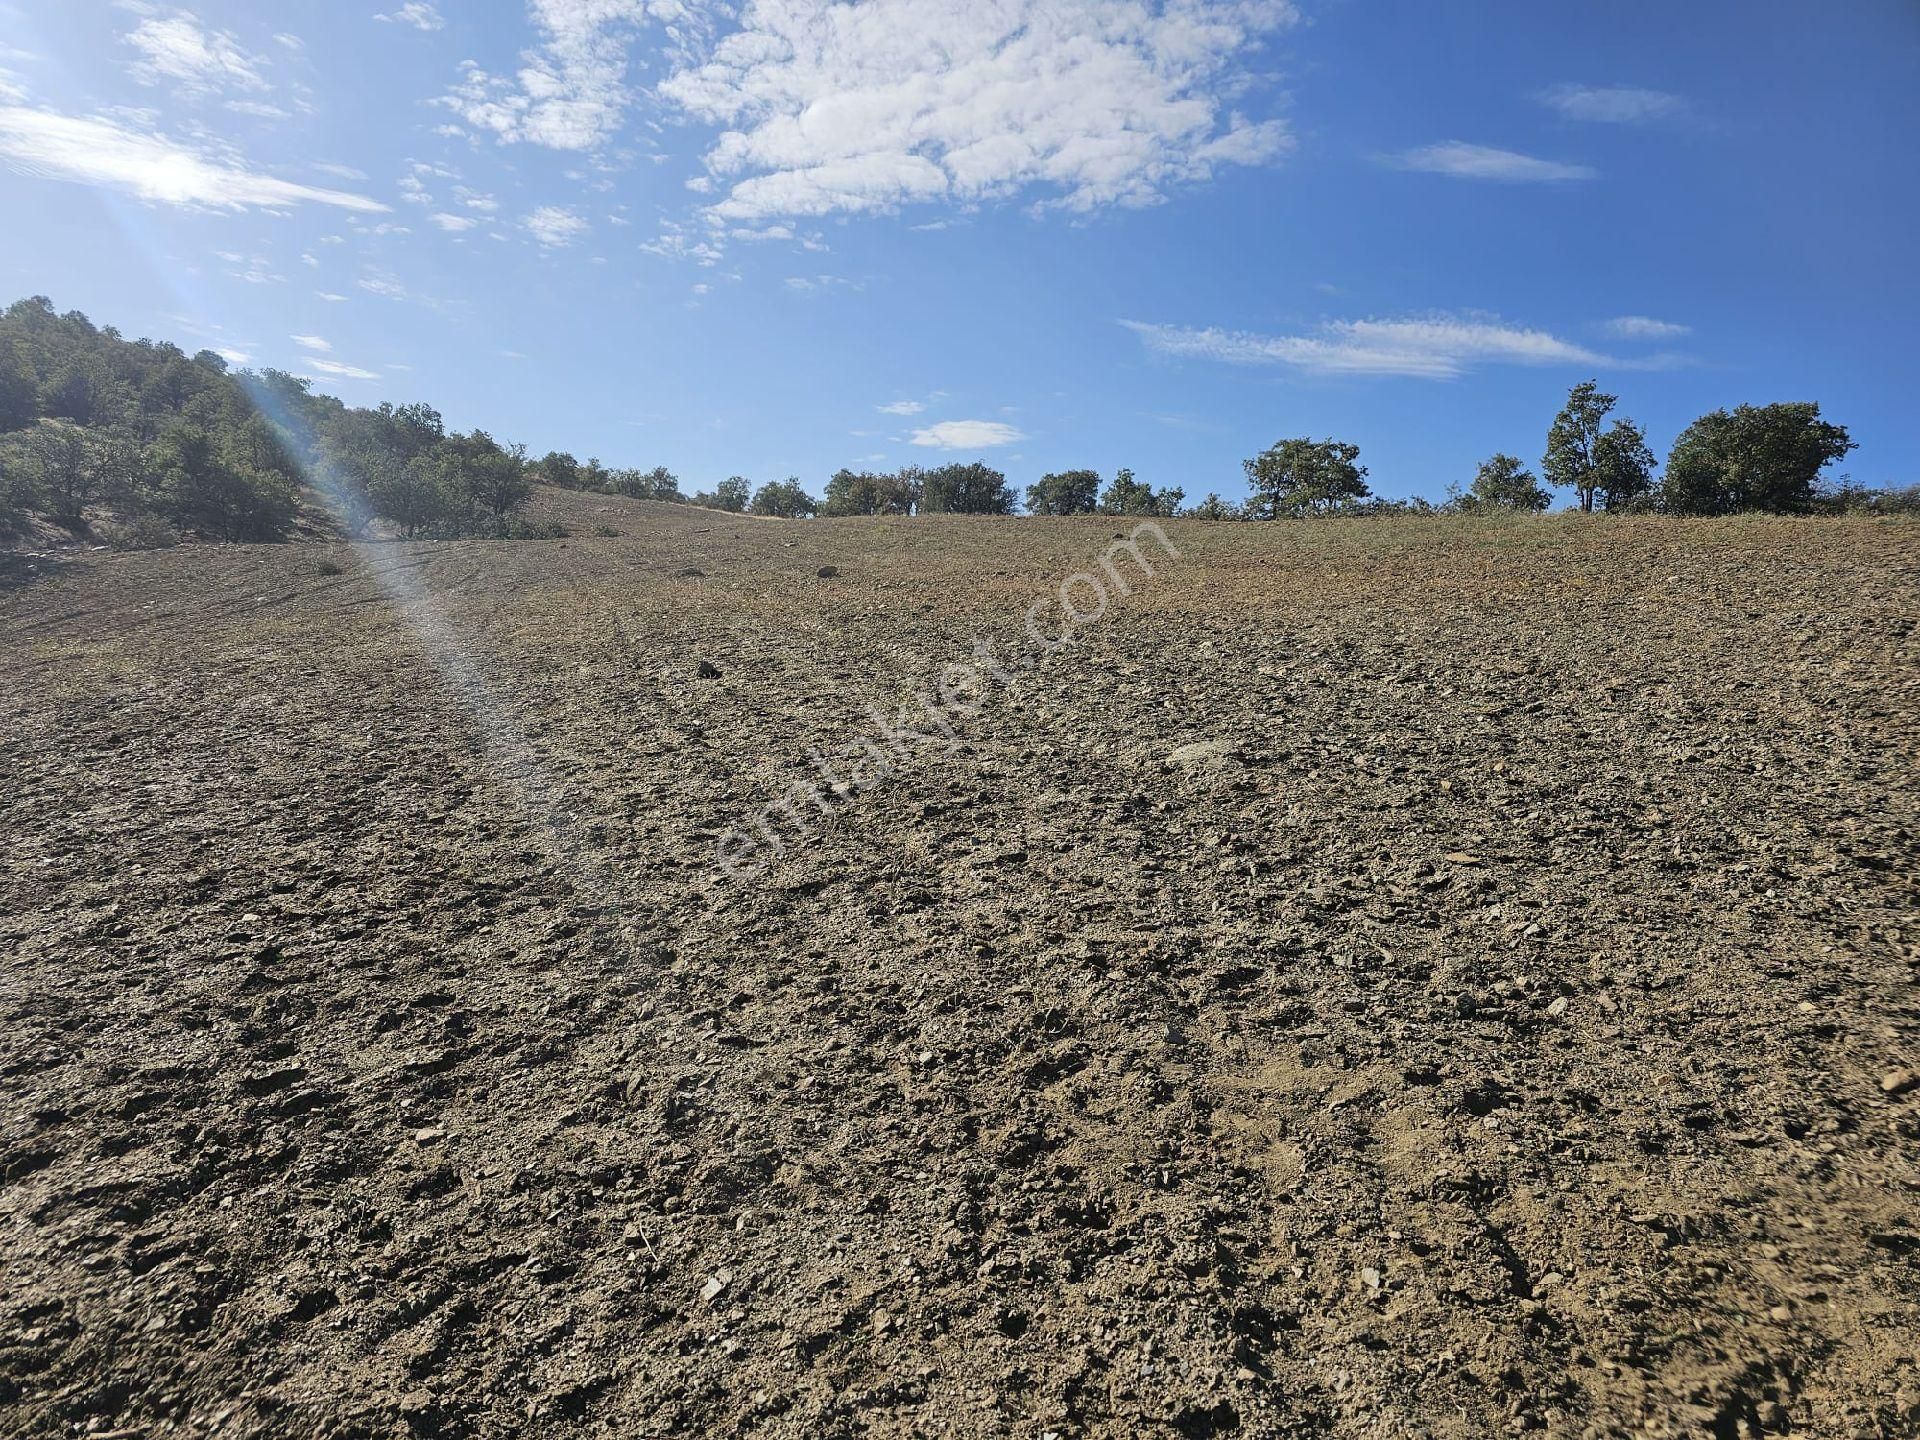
[3,495,1918,1438]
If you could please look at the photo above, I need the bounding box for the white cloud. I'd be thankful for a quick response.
[292,334,331,351]
[1387,141,1594,183]
[313,161,369,180]
[1603,314,1690,340]
[438,0,703,151]
[1539,84,1683,124]
[1123,314,1609,380]
[317,291,349,302]
[659,0,1298,224]
[124,10,268,97]
[377,3,445,31]
[524,204,587,245]
[430,210,476,231]
[305,358,381,380]
[877,399,924,415]
[910,418,1025,449]
[273,33,304,52]
[357,271,409,299]
[0,105,387,212]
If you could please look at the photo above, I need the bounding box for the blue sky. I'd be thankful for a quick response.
[1,0,1914,504]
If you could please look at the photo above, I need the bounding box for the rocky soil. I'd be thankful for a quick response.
[3,496,1918,1438]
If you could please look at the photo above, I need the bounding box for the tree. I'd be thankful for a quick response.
[750,478,817,517]
[693,475,751,512]
[1662,403,1854,515]
[1453,453,1550,512]
[1243,438,1369,518]
[429,430,530,528]
[612,465,681,501]
[1025,469,1100,515]
[7,419,100,528]
[536,450,581,488]
[821,467,918,516]
[920,462,1014,515]
[1544,380,1617,512]
[1592,418,1656,511]
[366,451,457,538]
[151,422,297,541]
[1186,492,1242,521]
[1096,467,1183,517]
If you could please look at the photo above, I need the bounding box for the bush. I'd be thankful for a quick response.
[102,514,180,551]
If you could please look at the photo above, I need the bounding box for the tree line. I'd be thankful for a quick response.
[1,296,1908,548]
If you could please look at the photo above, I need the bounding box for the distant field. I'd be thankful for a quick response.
[3,500,1918,1438]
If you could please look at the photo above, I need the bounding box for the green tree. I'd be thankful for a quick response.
[1025,468,1100,515]
[1243,438,1369,518]
[750,478,817,517]
[7,419,100,528]
[692,475,751,512]
[1096,467,1183,517]
[1592,418,1656,511]
[1453,453,1550,512]
[366,451,457,538]
[536,450,581,488]
[151,422,297,541]
[1186,492,1242,521]
[920,462,1013,515]
[1544,380,1616,512]
[821,467,919,516]
[1662,403,1854,515]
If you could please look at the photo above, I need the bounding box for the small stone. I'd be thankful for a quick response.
[1768,1304,1793,1323]
[1443,852,1483,865]
[700,1270,732,1304]
[1546,997,1569,1018]
[1881,1068,1918,1096]
[696,660,721,680]
[870,1308,895,1336]
[1359,1266,1382,1293]
[413,1125,446,1146]
[816,565,838,578]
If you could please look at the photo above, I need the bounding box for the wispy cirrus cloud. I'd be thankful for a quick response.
[1602,314,1690,340]
[377,3,445,32]
[123,8,269,97]
[1538,84,1684,124]
[304,357,381,381]
[0,105,387,211]
[1123,314,1610,380]
[1386,141,1595,183]
[876,399,924,415]
[910,418,1026,449]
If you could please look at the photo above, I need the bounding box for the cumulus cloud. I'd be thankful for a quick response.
[524,204,587,245]
[0,105,387,211]
[1538,84,1684,124]
[910,419,1025,448]
[123,9,268,96]
[377,3,446,31]
[1122,314,1609,380]
[1603,315,1690,340]
[659,0,1298,223]
[1387,141,1594,183]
